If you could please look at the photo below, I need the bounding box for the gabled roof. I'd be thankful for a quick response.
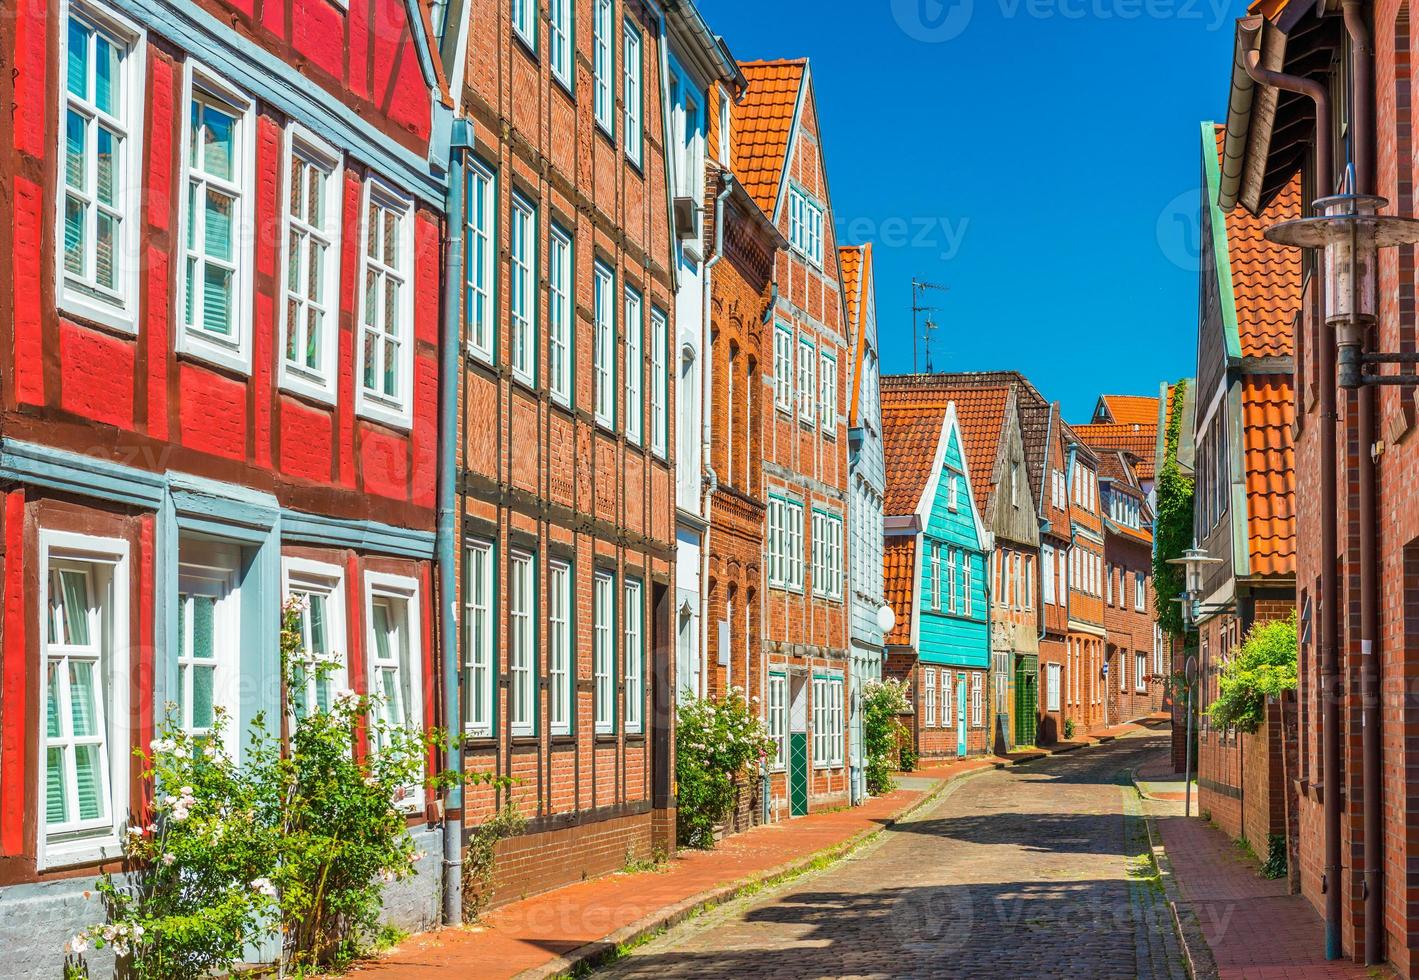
[883,537,916,648]
[841,243,873,427]
[881,397,944,516]
[1073,422,1159,481]
[1242,375,1296,577]
[731,60,806,216]
[1094,394,1161,427]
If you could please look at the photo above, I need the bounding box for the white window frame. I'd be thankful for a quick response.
[55,0,146,334]
[1047,662,1062,712]
[548,559,572,736]
[548,223,573,406]
[924,667,937,727]
[941,670,954,728]
[624,577,644,734]
[970,671,983,728]
[818,350,837,434]
[650,307,668,458]
[1137,651,1149,692]
[38,529,131,871]
[768,672,787,770]
[948,475,959,512]
[593,0,614,135]
[511,0,536,49]
[811,509,843,601]
[364,571,425,812]
[549,0,572,89]
[464,540,495,738]
[177,540,241,741]
[509,191,537,387]
[947,547,958,614]
[788,185,824,266]
[773,325,794,412]
[625,285,643,445]
[282,557,348,724]
[594,569,616,734]
[465,157,497,364]
[963,552,974,617]
[797,336,816,423]
[929,543,941,611]
[176,61,256,374]
[1135,572,1147,613]
[594,260,616,428]
[623,19,643,167]
[354,175,416,429]
[778,497,805,591]
[278,124,344,404]
[506,550,536,737]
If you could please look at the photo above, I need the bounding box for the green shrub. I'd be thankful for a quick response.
[675,690,773,849]
[862,679,910,793]
[1207,613,1297,734]
[1063,718,1076,739]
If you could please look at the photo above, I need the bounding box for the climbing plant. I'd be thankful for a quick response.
[1153,378,1196,640]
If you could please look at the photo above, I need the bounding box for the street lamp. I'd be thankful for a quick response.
[1168,546,1223,625]
[1265,194,1419,387]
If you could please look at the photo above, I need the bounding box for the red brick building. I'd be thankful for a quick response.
[730,59,852,818]
[449,0,678,904]
[0,0,451,967]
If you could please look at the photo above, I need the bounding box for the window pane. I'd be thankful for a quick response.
[201,262,233,335]
[201,104,235,181]
[95,34,117,113]
[191,664,215,729]
[95,212,115,290]
[64,197,86,275]
[68,20,91,98]
[68,660,97,737]
[204,189,234,261]
[46,747,70,825]
[65,111,86,189]
[74,743,104,820]
[308,594,328,656]
[46,661,63,738]
[59,570,92,646]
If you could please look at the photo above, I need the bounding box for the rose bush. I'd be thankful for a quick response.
[675,689,773,849]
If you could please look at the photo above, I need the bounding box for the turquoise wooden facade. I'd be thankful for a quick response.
[915,408,991,670]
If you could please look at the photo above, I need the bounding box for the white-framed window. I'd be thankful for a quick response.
[284,557,348,724]
[549,0,572,87]
[818,351,837,434]
[774,325,794,411]
[594,260,616,428]
[1136,652,1148,692]
[947,547,958,614]
[767,496,805,591]
[812,675,844,768]
[929,543,941,611]
[1135,572,1146,613]
[39,530,130,870]
[941,670,954,728]
[57,0,145,333]
[178,540,240,739]
[1106,564,1113,605]
[625,285,643,445]
[509,192,536,387]
[624,577,644,734]
[797,336,816,422]
[1119,649,1128,692]
[1042,545,1056,605]
[948,475,959,512]
[623,19,643,167]
[178,63,255,373]
[507,550,536,736]
[768,672,788,770]
[924,668,937,727]
[511,0,535,49]
[548,223,572,405]
[963,552,974,617]
[650,307,668,458]
[811,510,843,600]
[1024,555,1034,610]
[464,540,494,738]
[593,0,614,134]
[548,559,572,736]
[970,671,983,727]
[1155,625,1166,678]
[355,177,415,428]
[788,186,824,265]
[465,157,496,364]
[594,569,615,733]
[1047,662,1062,712]
[365,572,424,811]
[278,125,343,403]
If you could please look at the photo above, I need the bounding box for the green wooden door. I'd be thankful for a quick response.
[1015,656,1038,746]
[789,733,809,816]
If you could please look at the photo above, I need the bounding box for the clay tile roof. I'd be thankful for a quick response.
[1242,374,1296,577]
[841,244,873,427]
[731,60,805,217]
[839,245,863,329]
[881,396,945,516]
[1073,422,1158,480]
[1219,129,1301,359]
[883,537,917,647]
[880,376,1008,515]
[1098,394,1160,427]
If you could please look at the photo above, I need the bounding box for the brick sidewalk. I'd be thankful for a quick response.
[352,758,1002,980]
[1156,813,1381,979]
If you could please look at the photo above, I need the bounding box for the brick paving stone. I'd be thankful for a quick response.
[598,733,1185,980]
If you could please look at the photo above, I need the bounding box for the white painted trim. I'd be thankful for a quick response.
[36,528,131,872]
[353,174,416,431]
[281,556,349,717]
[363,570,425,813]
[175,59,257,375]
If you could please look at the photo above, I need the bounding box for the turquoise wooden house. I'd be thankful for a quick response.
[882,387,994,760]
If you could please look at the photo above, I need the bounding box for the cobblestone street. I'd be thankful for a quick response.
[597,734,1184,980]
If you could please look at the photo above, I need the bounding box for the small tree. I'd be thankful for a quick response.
[1208,613,1298,734]
[675,690,773,849]
[861,679,910,796]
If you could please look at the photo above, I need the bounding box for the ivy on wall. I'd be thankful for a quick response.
[1153,378,1195,640]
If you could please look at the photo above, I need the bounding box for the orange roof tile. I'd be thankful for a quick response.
[881,398,945,516]
[1073,422,1158,480]
[1242,375,1296,577]
[1098,394,1161,427]
[883,537,916,647]
[881,376,1009,515]
[730,60,805,217]
[1218,128,1301,359]
[841,244,868,425]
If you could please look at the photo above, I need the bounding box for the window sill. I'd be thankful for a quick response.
[355,394,414,433]
[58,292,138,338]
[595,121,616,148]
[177,333,252,378]
[39,833,123,873]
[278,369,338,408]
[552,73,575,100]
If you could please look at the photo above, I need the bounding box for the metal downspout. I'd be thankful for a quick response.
[439,120,473,927]
[1341,0,1384,965]
[1241,41,1341,961]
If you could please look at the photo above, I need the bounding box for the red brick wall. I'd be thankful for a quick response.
[485,811,655,909]
[1103,533,1164,724]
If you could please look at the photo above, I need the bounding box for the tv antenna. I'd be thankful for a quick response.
[923,316,941,373]
[911,278,949,373]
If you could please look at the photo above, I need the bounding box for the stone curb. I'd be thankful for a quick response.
[519,737,1145,980]
[1131,768,1220,980]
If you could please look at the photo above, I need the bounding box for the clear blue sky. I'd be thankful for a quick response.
[699,0,1238,422]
